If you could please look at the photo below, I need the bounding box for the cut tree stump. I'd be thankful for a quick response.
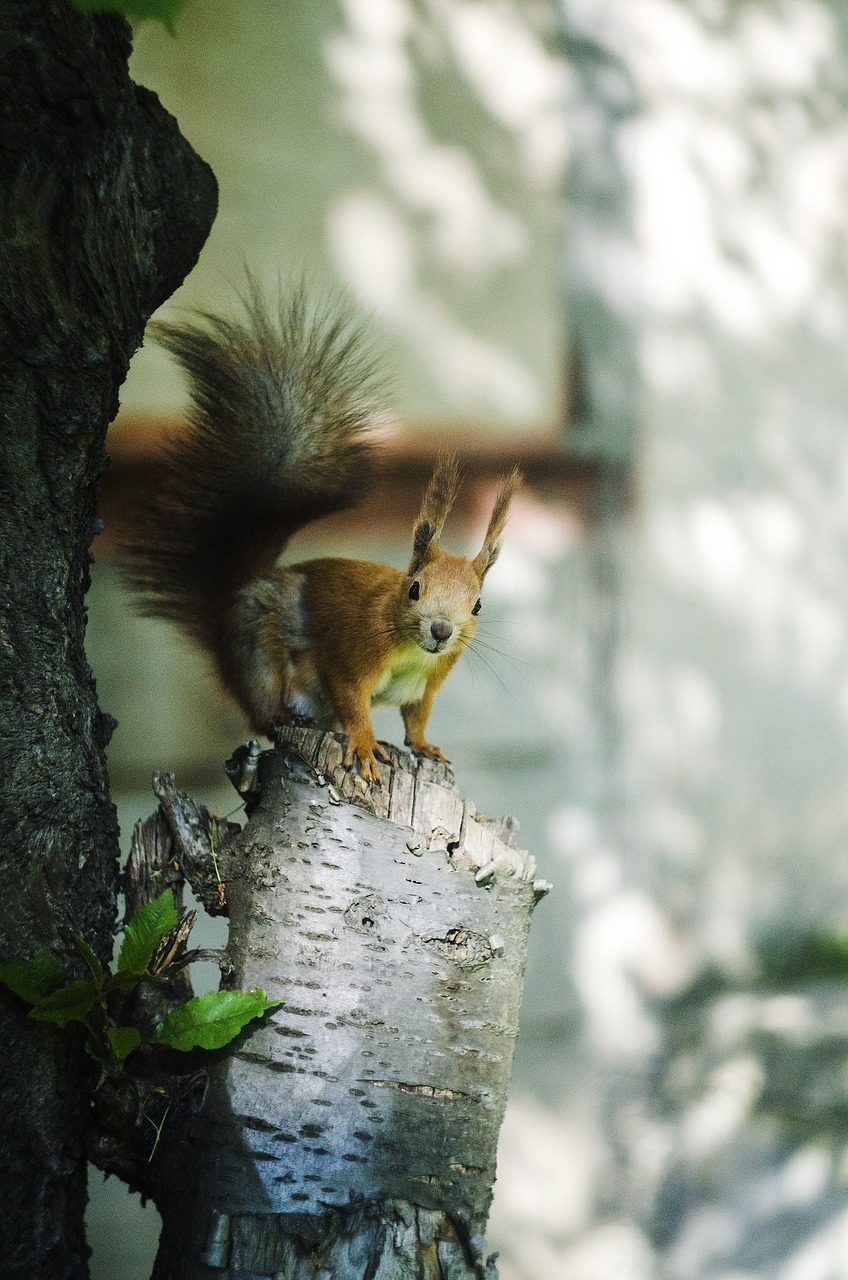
[115,729,549,1279]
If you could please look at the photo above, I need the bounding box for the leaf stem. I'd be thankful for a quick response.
[144,1099,171,1162]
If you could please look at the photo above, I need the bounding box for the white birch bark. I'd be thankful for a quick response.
[138,731,545,1278]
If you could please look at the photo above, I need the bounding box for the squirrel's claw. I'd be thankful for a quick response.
[405,737,449,764]
[343,737,388,784]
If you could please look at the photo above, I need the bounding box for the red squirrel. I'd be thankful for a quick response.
[123,286,521,781]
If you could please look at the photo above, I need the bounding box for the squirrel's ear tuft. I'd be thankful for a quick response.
[410,519,437,574]
[409,454,462,573]
[472,467,522,580]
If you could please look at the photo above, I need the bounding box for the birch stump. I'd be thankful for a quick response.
[120,729,548,1279]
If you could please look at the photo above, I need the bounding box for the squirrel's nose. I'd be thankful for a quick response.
[430,618,454,644]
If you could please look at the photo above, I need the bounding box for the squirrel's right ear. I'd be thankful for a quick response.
[409,454,462,574]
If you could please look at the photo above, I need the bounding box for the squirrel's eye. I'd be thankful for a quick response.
[409,580,421,601]
[472,598,482,616]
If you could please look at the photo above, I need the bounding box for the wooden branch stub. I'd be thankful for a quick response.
[115,737,550,1276]
[148,741,545,1277]
[151,770,239,916]
[124,806,181,922]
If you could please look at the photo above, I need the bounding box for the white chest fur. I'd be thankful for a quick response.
[372,646,437,708]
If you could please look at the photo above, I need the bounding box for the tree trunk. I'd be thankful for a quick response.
[108,731,546,1278]
[0,3,217,1275]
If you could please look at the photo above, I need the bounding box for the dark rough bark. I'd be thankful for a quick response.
[97,733,546,1278]
[0,2,217,1276]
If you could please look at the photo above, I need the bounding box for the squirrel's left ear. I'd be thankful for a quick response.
[472,467,522,580]
[409,454,462,574]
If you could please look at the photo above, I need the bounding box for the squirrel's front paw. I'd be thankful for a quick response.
[405,737,449,764]
[343,736,390,783]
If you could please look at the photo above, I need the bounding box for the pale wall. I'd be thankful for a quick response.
[518,3,848,1277]
[122,0,567,433]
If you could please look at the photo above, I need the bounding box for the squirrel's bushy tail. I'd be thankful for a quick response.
[122,283,382,654]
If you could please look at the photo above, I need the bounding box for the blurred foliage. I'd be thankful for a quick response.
[757,933,848,989]
[652,931,848,1146]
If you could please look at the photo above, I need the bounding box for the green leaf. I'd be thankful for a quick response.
[107,1024,143,1065]
[0,953,66,1005]
[118,890,178,976]
[73,937,104,988]
[84,1038,107,1066]
[69,0,186,32]
[151,989,280,1053]
[29,980,97,1028]
[106,969,154,993]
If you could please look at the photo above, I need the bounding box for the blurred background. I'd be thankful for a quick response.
[87,0,848,1276]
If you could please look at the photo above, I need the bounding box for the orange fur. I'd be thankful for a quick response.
[223,471,522,781]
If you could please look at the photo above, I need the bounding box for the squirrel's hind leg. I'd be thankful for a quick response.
[224,573,310,735]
